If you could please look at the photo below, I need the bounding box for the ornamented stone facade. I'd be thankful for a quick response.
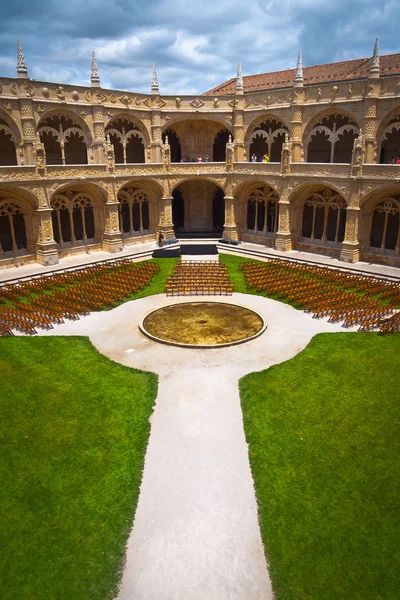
[0,41,400,268]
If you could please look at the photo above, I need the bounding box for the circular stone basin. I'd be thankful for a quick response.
[140,302,266,348]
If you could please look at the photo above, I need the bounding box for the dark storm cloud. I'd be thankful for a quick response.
[0,0,398,94]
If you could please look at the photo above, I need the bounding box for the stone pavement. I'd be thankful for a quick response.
[28,292,355,600]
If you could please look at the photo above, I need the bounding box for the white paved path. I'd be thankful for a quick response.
[31,294,354,600]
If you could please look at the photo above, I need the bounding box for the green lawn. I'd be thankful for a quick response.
[240,332,400,600]
[0,337,157,600]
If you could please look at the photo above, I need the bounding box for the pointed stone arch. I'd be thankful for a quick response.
[38,110,91,165]
[105,114,148,164]
[303,109,360,163]
[244,113,290,161]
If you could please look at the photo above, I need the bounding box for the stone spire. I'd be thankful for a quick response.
[151,63,160,94]
[369,38,380,76]
[17,38,29,79]
[294,51,303,85]
[235,63,244,93]
[91,51,100,87]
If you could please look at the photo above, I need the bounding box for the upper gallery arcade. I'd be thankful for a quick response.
[0,39,400,269]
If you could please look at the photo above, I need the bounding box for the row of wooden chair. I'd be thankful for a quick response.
[241,259,400,332]
[0,259,160,336]
[165,261,233,296]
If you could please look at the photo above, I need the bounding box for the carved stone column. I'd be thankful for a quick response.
[19,96,36,165]
[363,97,378,164]
[222,196,238,240]
[157,196,175,239]
[275,192,292,251]
[340,208,360,263]
[92,105,106,164]
[36,207,59,265]
[150,106,163,163]
[103,201,123,253]
[290,104,304,162]
[233,99,245,162]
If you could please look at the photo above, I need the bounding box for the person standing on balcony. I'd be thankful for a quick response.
[204,154,210,162]
[262,154,270,163]
[251,154,258,162]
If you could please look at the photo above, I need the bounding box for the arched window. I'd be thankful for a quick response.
[172,188,185,229]
[0,201,27,254]
[307,114,358,163]
[249,119,288,162]
[380,117,400,164]
[105,118,145,164]
[0,121,17,166]
[212,188,225,231]
[163,129,181,162]
[246,188,279,234]
[370,199,400,251]
[38,115,88,165]
[118,189,149,235]
[51,192,95,246]
[301,189,347,243]
[213,129,230,162]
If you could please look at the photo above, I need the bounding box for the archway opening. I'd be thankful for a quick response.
[301,188,347,244]
[380,116,400,164]
[105,118,145,164]
[172,180,225,233]
[369,199,400,251]
[212,188,225,232]
[307,114,358,163]
[117,188,150,237]
[213,129,230,162]
[0,121,17,166]
[163,129,181,162]
[0,201,28,255]
[249,118,288,162]
[246,187,279,236]
[38,114,88,165]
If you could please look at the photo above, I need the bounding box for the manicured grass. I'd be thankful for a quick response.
[0,337,157,600]
[240,332,400,600]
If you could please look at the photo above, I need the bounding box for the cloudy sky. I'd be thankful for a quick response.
[0,0,398,95]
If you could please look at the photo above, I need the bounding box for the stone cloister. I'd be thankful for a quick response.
[0,40,400,268]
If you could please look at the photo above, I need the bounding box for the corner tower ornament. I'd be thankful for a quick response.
[235,63,244,93]
[294,51,303,85]
[370,38,380,76]
[151,63,160,95]
[17,38,29,79]
[91,51,100,88]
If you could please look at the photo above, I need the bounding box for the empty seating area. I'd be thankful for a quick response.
[165,261,234,296]
[241,259,400,334]
[0,259,159,336]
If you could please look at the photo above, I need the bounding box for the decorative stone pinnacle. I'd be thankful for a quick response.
[17,38,29,79]
[236,64,244,93]
[294,51,303,83]
[165,135,169,145]
[151,63,160,94]
[91,51,100,87]
[370,38,380,74]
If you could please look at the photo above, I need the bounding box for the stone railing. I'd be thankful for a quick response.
[290,163,351,177]
[233,162,282,175]
[363,164,400,179]
[0,161,400,185]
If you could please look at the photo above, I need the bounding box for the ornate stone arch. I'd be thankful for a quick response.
[289,184,348,246]
[375,105,400,164]
[0,109,23,145]
[303,109,360,163]
[37,108,93,144]
[244,113,290,159]
[104,112,150,147]
[0,186,39,256]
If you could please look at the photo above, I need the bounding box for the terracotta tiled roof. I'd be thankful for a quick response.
[204,53,400,96]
